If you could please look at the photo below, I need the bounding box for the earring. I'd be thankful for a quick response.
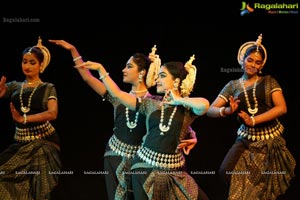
[173,81,179,91]
[138,73,143,83]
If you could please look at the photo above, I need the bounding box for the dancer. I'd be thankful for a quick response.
[75,55,210,200]
[0,37,61,200]
[206,34,296,200]
[49,40,198,199]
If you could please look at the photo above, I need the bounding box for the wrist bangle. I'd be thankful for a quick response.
[99,72,109,80]
[219,106,226,117]
[23,114,27,125]
[73,56,82,62]
[250,116,255,127]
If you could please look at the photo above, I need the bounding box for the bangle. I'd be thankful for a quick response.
[23,114,27,125]
[219,106,226,117]
[99,72,109,80]
[73,56,82,62]
[250,116,255,127]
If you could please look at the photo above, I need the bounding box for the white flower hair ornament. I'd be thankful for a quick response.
[180,54,197,97]
[146,44,161,88]
[237,33,267,67]
[34,36,51,73]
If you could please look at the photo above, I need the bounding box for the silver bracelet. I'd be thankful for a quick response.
[99,72,109,80]
[219,107,226,117]
[73,56,82,62]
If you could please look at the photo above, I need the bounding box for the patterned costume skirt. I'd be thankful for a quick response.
[131,160,209,200]
[228,136,296,200]
[0,138,61,200]
[104,135,140,200]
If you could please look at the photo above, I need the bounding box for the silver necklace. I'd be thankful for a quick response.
[125,91,149,132]
[129,89,148,94]
[159,105,177,135]
[125,107,139,132]
[19,81,41,114]
[240,76,258,116]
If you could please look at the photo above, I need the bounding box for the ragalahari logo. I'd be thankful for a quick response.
[240,2,298,15]
[240,1,255,16]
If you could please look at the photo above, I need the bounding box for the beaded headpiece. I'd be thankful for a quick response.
[237,33,267,67]
[35,36,51,73]
[180,54,197,97]
[146,45,161,88]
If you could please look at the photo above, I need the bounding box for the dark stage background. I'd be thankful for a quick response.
[1,3,299,200]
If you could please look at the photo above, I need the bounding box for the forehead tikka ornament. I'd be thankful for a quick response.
[27,47,34,55]
[237,33,267,67]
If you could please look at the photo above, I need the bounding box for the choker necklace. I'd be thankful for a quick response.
[240,76,258,116]
[19,81,41,114]
[125,90,149,132]
[25,79,41,85]
[159,105,177,135]
[130,89,148,94]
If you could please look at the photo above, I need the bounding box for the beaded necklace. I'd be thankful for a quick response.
[240,76,258,116]
[159,104,177,135]
[19,81,41,114]
[125,91,149,132]
[125,108,139,131]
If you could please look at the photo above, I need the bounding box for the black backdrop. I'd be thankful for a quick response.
[1,2,299,200]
